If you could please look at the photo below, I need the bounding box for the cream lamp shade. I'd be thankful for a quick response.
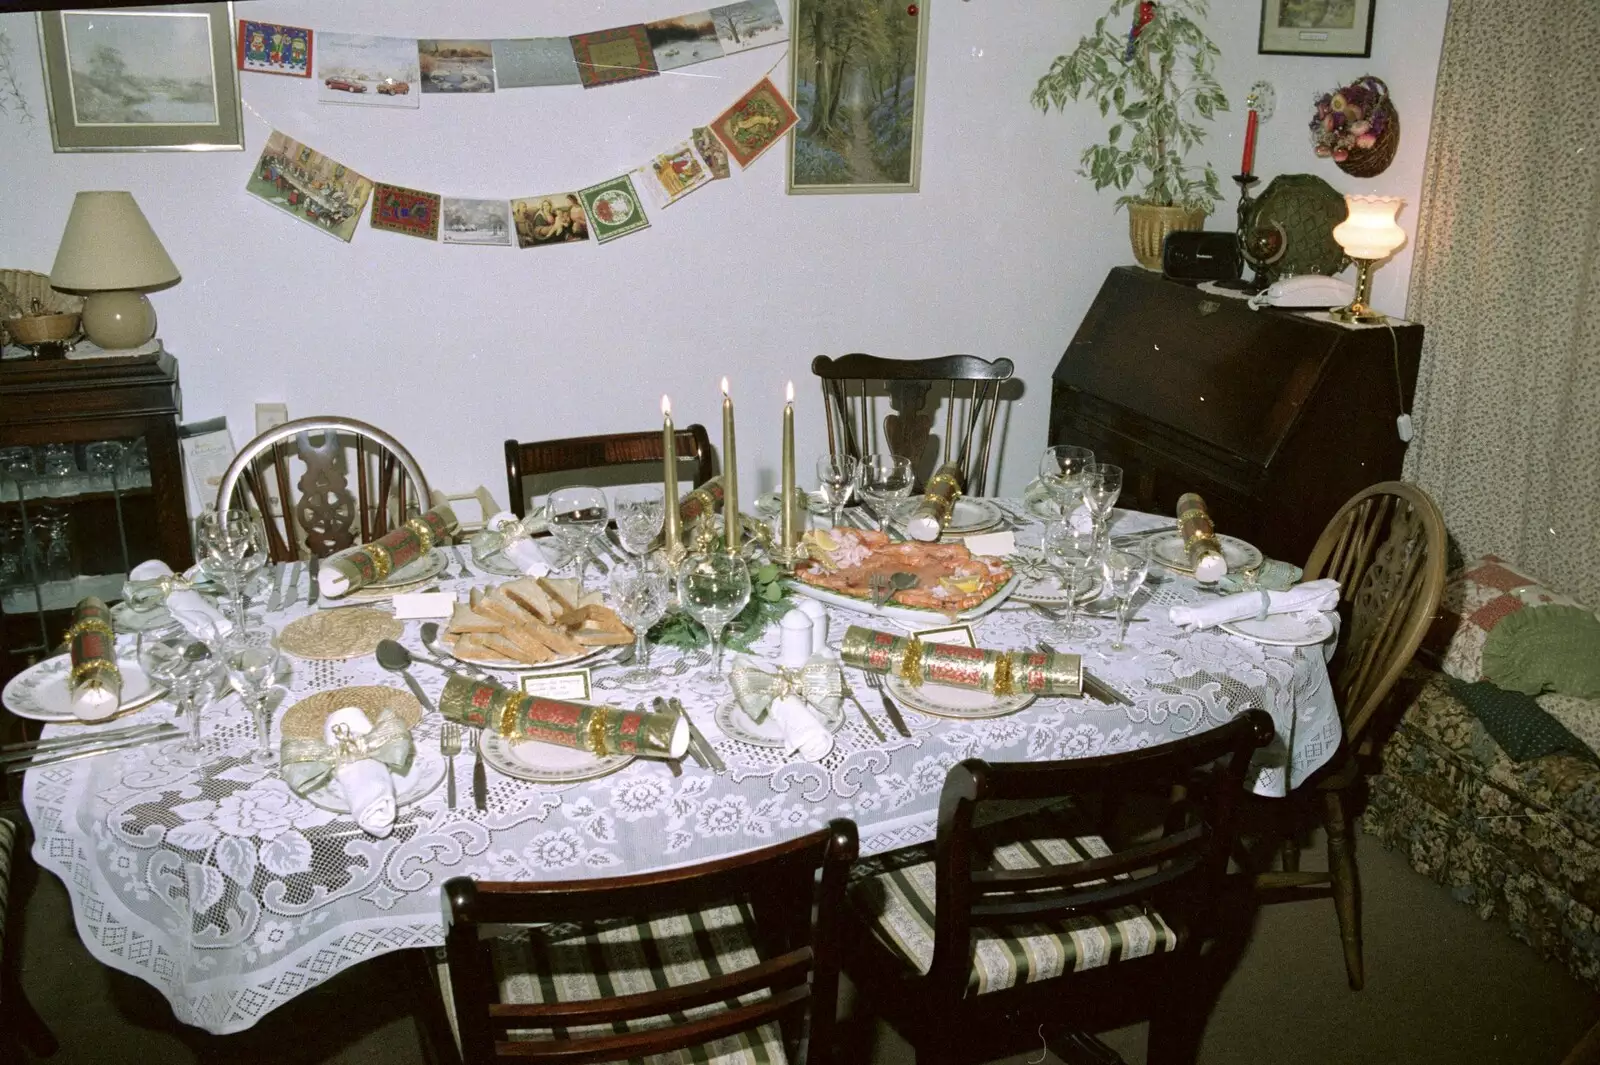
[1331,195,1406,261]
[49,191,180,350]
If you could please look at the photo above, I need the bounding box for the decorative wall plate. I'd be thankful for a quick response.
[1241,173,1350,284]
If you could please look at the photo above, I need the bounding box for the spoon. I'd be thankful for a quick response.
[375,640,438,716]
[419,622,486,679]
[884,571,917,604]
[379,636,457,675]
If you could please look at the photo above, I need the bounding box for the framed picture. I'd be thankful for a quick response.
[37,3,243,152]
[1259,0,1375,58]
[788,0,928,195]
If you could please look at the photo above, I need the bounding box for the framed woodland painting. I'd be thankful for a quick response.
[37,3,243,152]
[788,0,928,195]
[1259,0,1375,58]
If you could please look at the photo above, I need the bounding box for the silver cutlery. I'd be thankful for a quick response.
[420,622,487,679]
[376,638,455,675]
[838,676,888,742]
[6,727,179,773]
[667,697,725,773]
[266,562,286,612]
[451,544,473,580]
[470,728,487,811]
[1038,641,1133,707]
[641,701,682,777]
[654,696,702,768]
[441,723,461,810]
[283,560,303,609]
[307,556,321,607]
[863,671,912,737]
[0,721,175,762]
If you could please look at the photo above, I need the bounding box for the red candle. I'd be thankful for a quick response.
[1241,109,1259,177]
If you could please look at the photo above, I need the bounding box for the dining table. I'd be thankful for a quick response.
[17,502,1341,1034]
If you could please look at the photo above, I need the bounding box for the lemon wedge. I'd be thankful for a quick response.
[941,576,982,594]
[808,530,839,552]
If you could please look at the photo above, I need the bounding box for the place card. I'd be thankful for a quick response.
[913,624,976,647]
[519,669,592,701]
[392,591,455,619]
[964,531,1016,557]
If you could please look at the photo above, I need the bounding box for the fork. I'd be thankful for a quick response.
[442,723,461,810]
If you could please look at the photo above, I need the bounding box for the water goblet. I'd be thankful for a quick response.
[613,485,666,558]
[547,486,608,591]
[1038,445,1095,517]
[1040,520,1106,639]
[857,453,915,531]
[676,551,751,679]
[815,455,859,530]
[1083,463,1124,535]
[222,628,283,766]
[139,636,212,762]
[608,559,673,685]
[195,509,267,624]
[1101,549,1150,651]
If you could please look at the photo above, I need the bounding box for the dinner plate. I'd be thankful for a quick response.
[2,651,166,723]
[1220,611,1335,647]
[1146,532,1264,576]
[788,572,1021,629]
[479,732,634,784]
[943,498,1004,536]
[714,697,844,749]
[883,675,1035,720]
[442,641,623,673]
[301,748,447,814]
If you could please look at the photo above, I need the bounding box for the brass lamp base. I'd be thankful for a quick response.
[1330,256,1388,324]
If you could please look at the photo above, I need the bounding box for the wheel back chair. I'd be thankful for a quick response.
[1252,480,1448,990]
[811,354,1014,497]
[215,416,430,563]
[1,802,57,1059]
[430,818,857,1065]
[503,424,714,518]
[844,709,1274,1065]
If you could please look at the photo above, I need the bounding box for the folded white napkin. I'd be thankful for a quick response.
[324,707,398,838]
[1168,578,1341,630]
[502,538,551,577]
[480,510,551,576]
[772,695,833,761]
[129,560,232,641]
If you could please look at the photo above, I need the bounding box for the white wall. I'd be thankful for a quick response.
[0,0,1447,503]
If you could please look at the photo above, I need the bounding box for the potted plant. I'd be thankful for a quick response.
[1032,0,1228,269]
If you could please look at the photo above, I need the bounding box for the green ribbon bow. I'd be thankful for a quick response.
[280,708,415,797]
[728,657,843,724]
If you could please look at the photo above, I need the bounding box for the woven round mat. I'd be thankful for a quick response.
[278,608,404,660]
[280,685,423,741]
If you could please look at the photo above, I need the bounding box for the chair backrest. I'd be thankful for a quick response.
[925,709,1274,1007]
[442,818,858,1065]
[503,425,714,518]
[811,353,1015,497]
[1301,481,1448,746]
[215,416,430,563]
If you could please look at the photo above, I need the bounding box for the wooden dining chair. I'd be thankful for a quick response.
[215,416,430,563]
[844,709,1274,1065]
[430,818,857,1065]
[811,354,1014,496]
[0,802,57,1060]
[503,424,714,518]
[1252,480,1448,991]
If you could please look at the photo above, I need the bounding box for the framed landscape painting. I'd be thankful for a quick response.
[1259,0,1374,57]
[788,0,928,194]
[37,3,242,151]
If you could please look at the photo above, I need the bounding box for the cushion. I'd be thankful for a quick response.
[1444,676,1598,765]
[1424,555,1581,683]
[849,834,1179,996]
[1482,605,1600,698]
[437,903,787,1065]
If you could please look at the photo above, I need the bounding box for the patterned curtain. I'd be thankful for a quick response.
[1404,0,1600,605]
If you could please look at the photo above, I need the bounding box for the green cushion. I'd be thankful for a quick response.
[1483,605,1600,697]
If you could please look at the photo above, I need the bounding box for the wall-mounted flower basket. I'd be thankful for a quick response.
[1311,75,1399,178]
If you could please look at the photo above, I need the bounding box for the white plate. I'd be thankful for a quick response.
[1147,532,1264,575]
[1220,611,1335,647]
[943,498,1004,536]
[883,675,1035,720]
[788,572,1021,629]
[2,652,166,723]
[301,748,448,814]
[443,641,623,673]
[480,731,634,784]
[714,697,844,749]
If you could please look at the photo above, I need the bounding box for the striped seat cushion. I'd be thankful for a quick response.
[849,834,1180,996]
[437,903,788,1065]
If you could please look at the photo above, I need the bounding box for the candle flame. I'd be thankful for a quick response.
[786,380,794,403]
[721,376,730,397]
[661,394,671,416]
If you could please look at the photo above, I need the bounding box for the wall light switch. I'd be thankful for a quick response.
[255,403,289,434]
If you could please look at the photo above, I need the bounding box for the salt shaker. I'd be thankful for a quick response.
[778,609,814,669]
[795,598,828,655]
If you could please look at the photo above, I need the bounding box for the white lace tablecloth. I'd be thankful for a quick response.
[21,505,1340,1034]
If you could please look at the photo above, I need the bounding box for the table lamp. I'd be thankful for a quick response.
[49,191,180,350]
[1330,195,1405,324]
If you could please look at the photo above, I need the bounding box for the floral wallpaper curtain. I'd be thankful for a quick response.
[1404,0,1600,605]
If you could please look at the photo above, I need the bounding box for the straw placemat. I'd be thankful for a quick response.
[279,609,404,660]
[280,685,423,741]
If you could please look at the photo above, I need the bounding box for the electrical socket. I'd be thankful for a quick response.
[255,403,289,434]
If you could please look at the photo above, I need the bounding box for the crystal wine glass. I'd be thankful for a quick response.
[1038,446,1095,518]
[612,485,666,558]
[1082,463,1124,536]
[140,635,212,762]
[195,509,267,625]
[857,452,915,531]
[1101,549,1150,651]
[676,551,751,679]
[1040,520,1106,639]
[547,486,609,591]
[608,559,673,685]
[222,627,283,766]
[816,455,859,530]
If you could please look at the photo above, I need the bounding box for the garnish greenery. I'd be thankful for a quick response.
[648,562,791,653]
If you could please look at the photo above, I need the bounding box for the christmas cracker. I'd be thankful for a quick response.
[438,673,685,759]
[1176,492,1227,583]
[66,597,121,717]
[840,625,1081,697]
[324,504,458,595]
[905,462,964,542]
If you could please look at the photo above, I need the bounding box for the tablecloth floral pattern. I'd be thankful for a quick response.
[21,506,1340,1033]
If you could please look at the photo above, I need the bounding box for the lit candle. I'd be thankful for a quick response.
[721,377,739,552]
[781,380,796,553]
[661,394,681,556]
[1240,108,1259,178]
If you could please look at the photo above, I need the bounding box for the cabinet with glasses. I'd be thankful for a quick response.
[0,351,189,689]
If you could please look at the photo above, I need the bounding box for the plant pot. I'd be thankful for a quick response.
[1128,203,1207,270]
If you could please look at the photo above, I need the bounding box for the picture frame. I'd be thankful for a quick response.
[1259,0,1375,58]
[37,3,243,152]
[788,0,928,195]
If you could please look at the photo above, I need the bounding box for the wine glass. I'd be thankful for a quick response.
[816,455,859,530]
[676,551,751,679]
[547,486,609,591]
[195,509,267,624]
[1082,463,1124,535]
[1101,549,1150,651]
[140,635,213,762]
[222,628,282,766]
[608,560,673,685]
[613,485,666,558]
[1040,520,1106,638]
[857,453,915,531]
[1038,446,1095,518]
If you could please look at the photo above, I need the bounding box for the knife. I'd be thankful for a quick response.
[0,721,175,761]
[266,562,285,613]
[470,730,488,812]
[307,556,321,607]
[655,696,704,769]
[872,679,912,738]
[6,727,180,773]
[671,697,726,773]
[283,560,303,609]
[838,677,887,742]
[1038,641,1134,707]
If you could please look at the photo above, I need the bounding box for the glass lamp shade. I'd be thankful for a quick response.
[1331,195,1406,261]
